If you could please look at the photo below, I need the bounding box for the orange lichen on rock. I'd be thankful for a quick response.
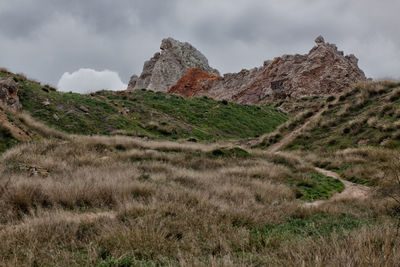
[168,68,221,97]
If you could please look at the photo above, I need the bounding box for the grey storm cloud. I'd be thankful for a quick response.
[0,0,399,91]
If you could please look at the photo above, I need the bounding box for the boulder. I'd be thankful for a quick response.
[0,77,21,111]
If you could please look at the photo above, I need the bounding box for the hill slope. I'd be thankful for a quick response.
[0,68,288,144]
[257,81,400,151]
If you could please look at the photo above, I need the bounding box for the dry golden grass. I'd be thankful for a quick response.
[266,221,400,266]
[0,137,301,265]
[0,135,398,266]
[256,109,317,148]
[17,113,69,140]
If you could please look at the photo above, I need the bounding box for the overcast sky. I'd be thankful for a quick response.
[0,0,399,92]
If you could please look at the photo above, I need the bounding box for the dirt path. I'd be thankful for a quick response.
[303,167,370,207]
[261,107,371,206]
[267,108,326,153]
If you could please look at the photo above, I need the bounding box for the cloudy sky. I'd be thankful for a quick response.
[0,0,399,93]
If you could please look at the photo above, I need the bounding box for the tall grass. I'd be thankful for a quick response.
[0,136,398,266]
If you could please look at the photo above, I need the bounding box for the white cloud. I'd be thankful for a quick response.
[57,68,127,93]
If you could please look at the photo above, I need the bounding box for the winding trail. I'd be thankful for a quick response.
[303,168,370,207]
[263,107,371,206]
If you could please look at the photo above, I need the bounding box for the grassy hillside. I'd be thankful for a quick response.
[258,81,400,151]
[0,101,68,154]
[0,69,288,142]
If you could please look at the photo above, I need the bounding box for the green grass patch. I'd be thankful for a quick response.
[250,213,374,248]
[97,90,288,140]
[293,173,344,201]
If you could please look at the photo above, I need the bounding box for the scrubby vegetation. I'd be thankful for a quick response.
[256,81,400,151]
[279,81,400,151]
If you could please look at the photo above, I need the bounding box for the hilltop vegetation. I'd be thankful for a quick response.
[0,69,287,143]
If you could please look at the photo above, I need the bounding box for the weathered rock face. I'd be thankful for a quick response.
[168,68,221,97]
[169,36,367,104]
[0,77,21,111]
[128,37,219,92]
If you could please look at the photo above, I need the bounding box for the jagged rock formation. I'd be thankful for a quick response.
[0,77,21,111]
[128,37,219,92]
[168,36,367,104]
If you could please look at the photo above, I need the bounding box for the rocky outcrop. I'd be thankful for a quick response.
[169,36,367,104]
[168,68,221,97]
[128,37,219,92]
[0,77,21,111]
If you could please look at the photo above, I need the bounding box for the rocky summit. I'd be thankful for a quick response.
[0,77,21,111]
[168,36,367,104]
[128,37,219,92]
